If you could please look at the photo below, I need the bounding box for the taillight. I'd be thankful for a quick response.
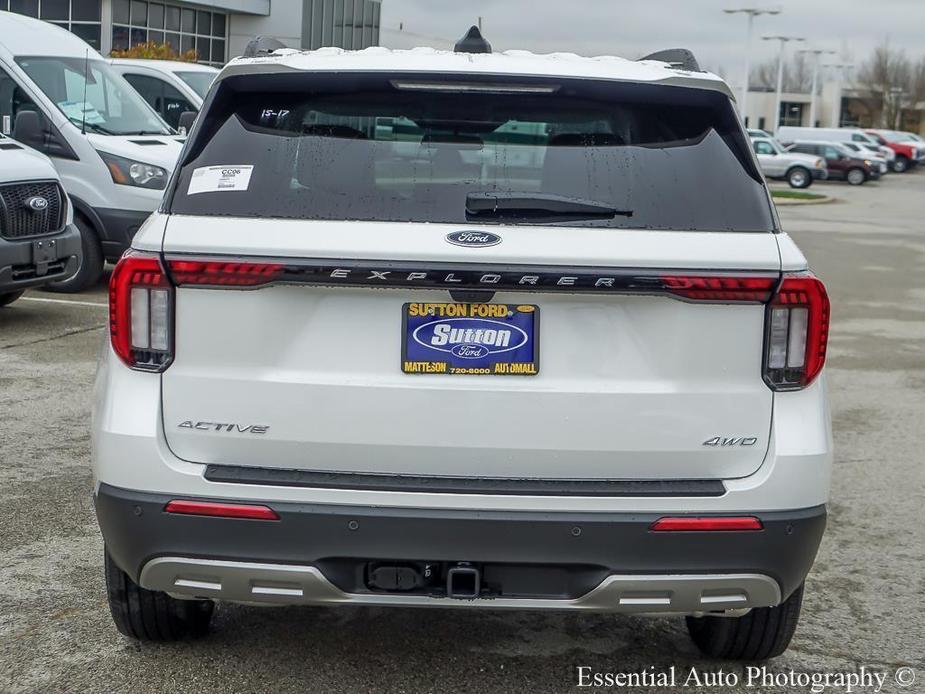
[167,259,284,287]
[109,250,173,371]
[660,275,777,302]
[763,273,829,390]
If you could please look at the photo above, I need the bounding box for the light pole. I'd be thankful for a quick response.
[724,7,782,124]
[763,35,805,134]
[823,62,853,127]
[797,48,835,127]
[889,88,906,129]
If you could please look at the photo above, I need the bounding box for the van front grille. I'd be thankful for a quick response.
[0,181,65,239]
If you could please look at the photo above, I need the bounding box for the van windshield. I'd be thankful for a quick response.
[176,71,215,99]
[16,57,171,136]
[170,73,774,232]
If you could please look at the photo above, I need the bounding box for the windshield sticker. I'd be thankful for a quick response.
[188,165,254,195]
[57,100,105,125]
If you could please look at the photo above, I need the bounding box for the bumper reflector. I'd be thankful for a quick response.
[164,500,280,521]
[650,516,763,532]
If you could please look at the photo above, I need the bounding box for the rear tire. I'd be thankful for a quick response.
[0,290,25,307]
[686,583,804,660]
[892,155,909,173]
[846,168,866,186]
[104,548,214,641]
[44,215,104,293]
[786,166,812,189]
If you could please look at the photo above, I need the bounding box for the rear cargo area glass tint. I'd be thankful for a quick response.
[170,73,774,232]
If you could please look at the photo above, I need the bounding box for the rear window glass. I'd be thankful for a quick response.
[169,73,774,232]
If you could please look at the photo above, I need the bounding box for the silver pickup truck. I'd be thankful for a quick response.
[751,136,827,188]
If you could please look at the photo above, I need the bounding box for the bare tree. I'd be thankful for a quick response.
[855,42,913,128]
[749,54,814,93]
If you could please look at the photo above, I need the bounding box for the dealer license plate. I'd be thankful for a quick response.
[402,303,539,376]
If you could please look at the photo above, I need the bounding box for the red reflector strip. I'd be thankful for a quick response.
[164,500,280,520]
[650,516,763,532]
[168,260,285,287]
[660,276,777,302]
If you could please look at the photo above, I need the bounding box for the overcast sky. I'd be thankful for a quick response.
[379,0,925,85]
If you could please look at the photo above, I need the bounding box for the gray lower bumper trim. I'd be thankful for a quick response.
[140,557,781,615]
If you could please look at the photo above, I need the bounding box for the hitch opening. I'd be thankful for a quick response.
[446,564,480,599]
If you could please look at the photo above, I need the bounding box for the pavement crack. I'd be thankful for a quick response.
[1,324,105,350]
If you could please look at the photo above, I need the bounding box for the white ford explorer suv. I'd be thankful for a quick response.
[92,30,832,660]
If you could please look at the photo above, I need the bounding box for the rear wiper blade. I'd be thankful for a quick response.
[465,192,632,219]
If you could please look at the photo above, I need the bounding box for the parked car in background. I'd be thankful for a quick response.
[747,128,773,139]
[109,60,219,131]
[788,141,879,185]
[0,133,80,307]
[777,126,895,167]
[0,12,184,291]
[838,142,889,175]
[865,130,925,173]
[751,136,826,188]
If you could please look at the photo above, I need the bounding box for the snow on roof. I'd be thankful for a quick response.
[219,46,732,97]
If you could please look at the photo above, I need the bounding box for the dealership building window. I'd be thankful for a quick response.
[111,1,227,66]
[0,0,103,49]
[304,0,380,50]
[4,0,382,66]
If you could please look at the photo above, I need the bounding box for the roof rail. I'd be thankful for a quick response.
[455,26,492,54]
[243,35,287,58]
[638,48,701,72]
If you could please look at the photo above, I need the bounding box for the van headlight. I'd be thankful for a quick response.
[97,151,168,190]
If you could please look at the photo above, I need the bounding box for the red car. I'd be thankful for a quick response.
[865,129,925,173]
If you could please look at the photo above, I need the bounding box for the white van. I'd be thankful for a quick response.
[0,12,183,291]
[109,60,218,131]
[777,126,876,146]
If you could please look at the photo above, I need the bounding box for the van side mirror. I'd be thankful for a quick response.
[177,110,197,136]
[13,109,45,149]
[12,109,75,159]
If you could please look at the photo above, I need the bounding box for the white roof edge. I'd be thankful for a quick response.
[216,47,733,98]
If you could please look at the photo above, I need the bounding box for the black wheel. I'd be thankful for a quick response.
[786,166,812,189]
[44,214,104,293]
[104,548,214,641]
[686,583,804,660]
[892,155,909,173]
[0,290,25,307]
[846,168,866,186]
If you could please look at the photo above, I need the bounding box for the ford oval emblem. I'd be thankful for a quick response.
[26,196,49,212]
[445,230,502,248]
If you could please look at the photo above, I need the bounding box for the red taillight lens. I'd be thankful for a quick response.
[109,251,174,371]
[660,275,777,302]
[165,500,280,521]
[650,516,763,532]
[168,260,284,287]
[764,273,830,390]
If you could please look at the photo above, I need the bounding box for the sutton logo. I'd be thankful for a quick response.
[412,318,528,360]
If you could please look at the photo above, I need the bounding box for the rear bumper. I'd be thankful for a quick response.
[0,224,81,292]
[96,483,825,613]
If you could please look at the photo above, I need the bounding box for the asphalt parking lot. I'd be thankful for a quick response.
[2,175,924,693]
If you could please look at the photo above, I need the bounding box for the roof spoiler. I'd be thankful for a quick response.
[243,35,287,58]
[638,48,701,72]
